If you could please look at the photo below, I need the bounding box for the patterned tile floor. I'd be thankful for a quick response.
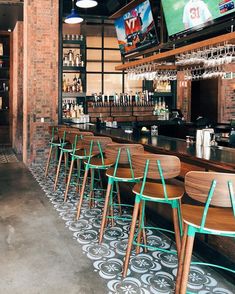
[0,148,19,163]
[29,163,235,294]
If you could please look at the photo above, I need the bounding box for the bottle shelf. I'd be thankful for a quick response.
[154,92,172,97]
[62,92,86,98]
[63,40,85,46]
[63,66,86,73]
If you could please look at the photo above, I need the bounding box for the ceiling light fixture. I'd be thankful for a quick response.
[64,0,83,24]
[76,0,98,9]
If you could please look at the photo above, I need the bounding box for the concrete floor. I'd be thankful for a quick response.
[0,162,107,294]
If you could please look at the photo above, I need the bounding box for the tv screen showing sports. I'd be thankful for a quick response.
[162,0,235,37]
[114,0,158,55]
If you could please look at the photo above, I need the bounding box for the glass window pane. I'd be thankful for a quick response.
[87,74,102,95]
[87,36,102,48]
[87,49,102,61]
[104,37,119,49]
[87,62,102,72]
[124,75,142,93]
[104,50,121,61]
[104,74,122,94]
[104,62,121,72]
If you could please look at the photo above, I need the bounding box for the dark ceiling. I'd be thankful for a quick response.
[63,0,132,18]
[0,0,131,32]
[0,3,23,31]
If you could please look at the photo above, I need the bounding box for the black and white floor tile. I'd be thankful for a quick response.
[0,148,19,163]
[29,163,235,294]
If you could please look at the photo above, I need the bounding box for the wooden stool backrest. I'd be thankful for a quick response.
[105,144,144,165]
[74,132,94,149]
[66,132,80,144]
[82,136,113,153]
[132,154,181,180]
[48,125,57,135]
[185,171,235,208]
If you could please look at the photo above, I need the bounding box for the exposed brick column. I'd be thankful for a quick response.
[12,21,23,154]
[23,0,59,164]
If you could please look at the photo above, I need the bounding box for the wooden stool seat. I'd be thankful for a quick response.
[133,182,184,200]
[106,167,143,181]
[182,204,235,233]
[122,154,183,278]
[49,139,61,146]
[60,143,73,152]
[84,158,114,169]
[175,171,235,294]
[99,144,145,244]
[75,136,113,218]
[73,149,98,158]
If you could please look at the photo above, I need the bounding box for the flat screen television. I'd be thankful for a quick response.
[114,0,159,55]
[162,0,235,38]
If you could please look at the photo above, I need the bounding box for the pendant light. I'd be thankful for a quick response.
[65,0,83,24]
[76,0,98,9]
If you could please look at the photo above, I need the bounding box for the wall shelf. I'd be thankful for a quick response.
[62,92,86,98]
[63,40,85,46]
[63,66,86,72]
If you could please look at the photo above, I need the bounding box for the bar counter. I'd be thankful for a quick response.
[68,123,235,174]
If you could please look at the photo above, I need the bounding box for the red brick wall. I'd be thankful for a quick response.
[218,64,235,123]
[12,21,23,154]
[177,71,191,122]
[23,0,59,164]
[177,65,235,124]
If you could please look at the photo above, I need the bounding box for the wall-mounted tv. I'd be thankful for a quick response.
[114,0,159,55]
[162,0,235,38]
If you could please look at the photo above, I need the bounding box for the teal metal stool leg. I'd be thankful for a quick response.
[99,178,114,244]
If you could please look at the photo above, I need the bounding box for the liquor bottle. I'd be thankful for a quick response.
[75,54,80,67]
[73,74,77,85]
[63,75,67,92]
[68,50,74,66]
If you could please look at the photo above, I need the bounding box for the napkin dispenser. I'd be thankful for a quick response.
[196,128,214,146]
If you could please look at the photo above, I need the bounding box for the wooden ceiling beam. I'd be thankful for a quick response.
[115,32,235,71]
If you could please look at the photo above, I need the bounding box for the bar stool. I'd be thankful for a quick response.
[175,171,235,294]
[53,130,82,191]
[63,132,94,201]
[75,136,113,218]
[45,125,68,177]
[122,154,184,278]
[98,144,145,244]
